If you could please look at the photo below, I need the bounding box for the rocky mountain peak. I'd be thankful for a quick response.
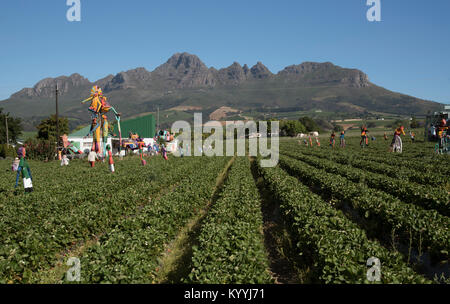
[153,53,214,88]
[162,52,208,72]
[250,62,272,79]
[11,73,91,98]
[103,67,151,92]
[278,61,370,88]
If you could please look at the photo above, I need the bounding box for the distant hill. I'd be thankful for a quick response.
[0,52,442,130]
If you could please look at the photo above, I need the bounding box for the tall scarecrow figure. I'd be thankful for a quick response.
[14,147,33,193]
[81,86,122,158]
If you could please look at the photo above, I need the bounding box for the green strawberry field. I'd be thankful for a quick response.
[0,136,448,284]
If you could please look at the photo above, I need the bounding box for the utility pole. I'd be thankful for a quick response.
[157,106,160,130]
[55,84,60,152]
[5,113,8,147]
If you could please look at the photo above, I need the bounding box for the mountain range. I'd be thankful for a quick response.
[0,52,442,130]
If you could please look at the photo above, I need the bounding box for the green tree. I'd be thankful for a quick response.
[37,115,69,141]
[299,117,321,132]
[0,144,17,158]
[0,108,23,144]
[280,120,306,137]
[23,138,56,161]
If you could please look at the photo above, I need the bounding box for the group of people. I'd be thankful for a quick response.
[329,131,346,148]
[429,118,449,153]
[138,142,169,164]
[300,135,321,147]
[321,125,417,153]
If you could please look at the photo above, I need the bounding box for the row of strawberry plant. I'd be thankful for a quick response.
[278,155,450,261]
[340,145,447,176]
[77,157,231,283]
[281,150,449,217]
[282,146,443,188]
[280,141,447,176]
[187,157,273,284]
[0,158,167,241]
[0,156,196,246]
[256,161,429,283]
[0,156,210,283]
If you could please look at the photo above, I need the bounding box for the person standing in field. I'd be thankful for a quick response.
[390,125,405,153]
[88,148,98,167]
[139,142,146,165]
[360,126,369,148]
[315,136,321,146]
[14,147,33,193]
[340,131,346,148]
[410,131,415,143]
[330,132,336,148]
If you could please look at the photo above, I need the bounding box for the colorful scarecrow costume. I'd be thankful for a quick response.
[14,147,33,193]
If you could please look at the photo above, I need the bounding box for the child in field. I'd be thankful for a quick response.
[60,154,69,166]
[88,149,98,167]
[340,131,345,148]
[139,143,146,165]
[410,131,415,143]
[315,137,321,146]
[330,132,336,148]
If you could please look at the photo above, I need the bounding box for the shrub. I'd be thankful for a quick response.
[23,138,56,161]
[0,144,17,158]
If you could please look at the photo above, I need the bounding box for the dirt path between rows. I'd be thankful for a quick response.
[249,157,307,284]
[154,157,236,283]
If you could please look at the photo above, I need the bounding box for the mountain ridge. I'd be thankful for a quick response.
[1,52,442,130]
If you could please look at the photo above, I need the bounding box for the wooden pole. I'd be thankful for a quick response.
[157,106,159,130]
[56,84,59,151]
[5,114,8,147]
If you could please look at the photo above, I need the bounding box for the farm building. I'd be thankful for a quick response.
[68,114,156,154]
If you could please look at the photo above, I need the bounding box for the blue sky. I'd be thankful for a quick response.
[0,0,449,104]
